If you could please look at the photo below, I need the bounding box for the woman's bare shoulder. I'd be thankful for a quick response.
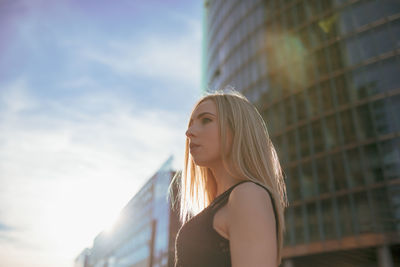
[226,181,277,266]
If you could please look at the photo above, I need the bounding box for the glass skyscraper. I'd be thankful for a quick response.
[77,156,180,267]
[204,0,400,266]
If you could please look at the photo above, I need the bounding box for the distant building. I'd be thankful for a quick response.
[74,248,91,267]
[203,0,400,266]
[84,156,181,267]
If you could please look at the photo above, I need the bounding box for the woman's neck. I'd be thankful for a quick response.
[210,162,242,197]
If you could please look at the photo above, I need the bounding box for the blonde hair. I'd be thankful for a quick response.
[169,89,288,264]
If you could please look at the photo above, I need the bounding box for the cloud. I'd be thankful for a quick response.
[78,23,202,87]
[0,79,189,267]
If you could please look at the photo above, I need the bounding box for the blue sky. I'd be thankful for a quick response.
[0,0,203,266]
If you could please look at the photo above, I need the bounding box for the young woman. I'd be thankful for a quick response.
[171,90,288,267]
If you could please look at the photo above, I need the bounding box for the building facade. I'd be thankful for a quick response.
[203,0,400,266]
[78,156,181,267]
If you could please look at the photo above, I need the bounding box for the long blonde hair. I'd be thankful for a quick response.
[169,89,288,264]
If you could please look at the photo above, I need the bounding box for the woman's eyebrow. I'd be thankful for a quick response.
[189,112,216,124]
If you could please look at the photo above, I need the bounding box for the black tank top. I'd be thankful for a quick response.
[174,180,278,267]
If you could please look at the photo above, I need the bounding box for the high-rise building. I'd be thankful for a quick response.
[80,156,181,267]
[203,1,400,266]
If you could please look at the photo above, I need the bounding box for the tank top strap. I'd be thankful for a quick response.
[210,180,277,219]
[209,180,279,240]
[209,180,248,211]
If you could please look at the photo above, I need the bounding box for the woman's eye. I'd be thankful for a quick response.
[202,118,211,124]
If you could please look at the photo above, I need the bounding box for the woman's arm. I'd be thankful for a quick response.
[227,182,278,267]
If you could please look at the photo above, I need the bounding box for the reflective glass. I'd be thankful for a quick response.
[371,187,394,232]
[290,166,301,201]
[390,94,400,131]
[325,115,340,149]
[307,86,320,117]
[316,157,330,194]
[335,74,350,106]
[306,202,320,242]
[338,195,354,236]
[321,199,336,239]
[294,205,305,244]
[299,125,310,158]
[311,119,324,154]
[285,98,295,125]
[363,143,384,184]
[301,162,315,198]
[346,148,364,187]
[331,153,348,190]
[354,192,373,233]
[355,104,375,140]
[296,91,307,121]
[320,81,334,111]
[371,98,396,136]
[380,138,400,180]
[340,110,357,144]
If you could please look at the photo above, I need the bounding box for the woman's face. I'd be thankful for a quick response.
[185,99,226,167]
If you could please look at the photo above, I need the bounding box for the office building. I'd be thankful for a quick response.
[203,1,400,266]
[80,156,180,267]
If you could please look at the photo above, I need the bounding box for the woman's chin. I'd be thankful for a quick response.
[191,157,208,167]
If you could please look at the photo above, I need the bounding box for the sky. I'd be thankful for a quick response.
[0,0,203,266]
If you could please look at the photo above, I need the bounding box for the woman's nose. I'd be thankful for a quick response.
[186,126,194,138]
[185,128,191,138]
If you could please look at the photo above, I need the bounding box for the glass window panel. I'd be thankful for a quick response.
[301,162,315,198]
[371,187,394,232]
[296,91,307,121]
[307,53,318,82]
[325,115,340,149]
[337,8,355,35]
[299,27,310,48]
[289,166,301,201]
[310,22,325,49]
[297,2,306,25]
[351,65,379,99]
[299,125,310,158]
[311,119,325,154]
[286,7,295,29]
[346,148,364,187]
[354,192,373,233]
[343,36,362,65]
[321,199,336,239]
[294,205,305,244]
[380,138,400,180]
[377,57,400,93]
[371,98,396,136]
[391,94,400,132]
[359,30,377,60]
[320,81,334,111]
[316,157,330,194]
[285,98,295,125]
[331,153,348,190]
[363,143,384,184]
[316,48,328,76]
[340,110,357,144]
[352,0,400,28]
[287,131,298,162]
[338,195,354,236]
[335,74,349,106]
[390,19,400,50]
[329,42,343,72]
[355,104,375,140]
[284,207,294,245]
[374,24,397,55]
[307,86,320,117]
[307,202,320,242]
